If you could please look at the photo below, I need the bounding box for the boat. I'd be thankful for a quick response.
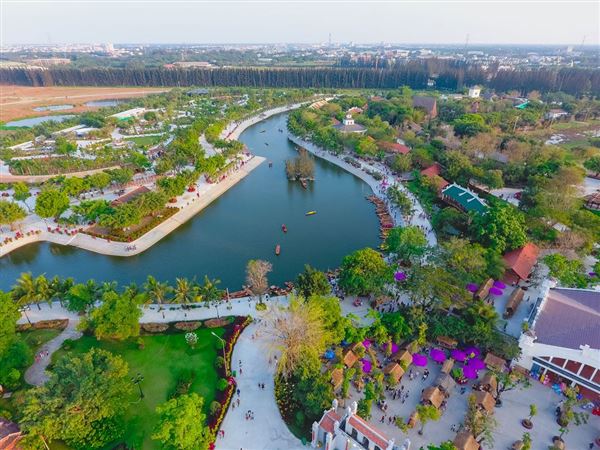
[268,161,273,168]
[282,224,287,233]
[300,179,307,189]
[305,211,317,216]
[260,130,266,133]
[275,244,281,255]
[265,142,269,146]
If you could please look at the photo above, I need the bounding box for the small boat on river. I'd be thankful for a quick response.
[268,161,273,168]
[260,130,266,133]
[300,179,307,189]
[265,142,269,146]
[275,244,281,255]
[282,224,287,233]
[305,211,317,216]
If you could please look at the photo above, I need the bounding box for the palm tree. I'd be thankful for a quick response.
[35,275,53,309]
[144,276,172,304]
[12,272,41,309]
[198,276,223,303]
[173,278,198,305]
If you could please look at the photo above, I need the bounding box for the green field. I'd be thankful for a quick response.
[21,328,62,351]
[124,135,163,147]
[51,328,225,450]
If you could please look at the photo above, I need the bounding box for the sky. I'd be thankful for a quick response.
[2,0,599,46]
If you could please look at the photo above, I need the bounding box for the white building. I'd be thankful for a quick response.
[110,107,146,120]
[515,283,600,402]
[468,86,481,98]
[312,400,407,450]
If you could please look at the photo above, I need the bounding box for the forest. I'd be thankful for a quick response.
[2,61,599,96]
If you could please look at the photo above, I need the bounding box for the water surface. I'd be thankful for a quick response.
[33,105,74,112]
[5,115,76,127]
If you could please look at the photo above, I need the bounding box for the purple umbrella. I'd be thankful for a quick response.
[390,342,399,354]
[362,339,372,349]
[412,353,428,367]
[451,349,467,362]
[489,287,503,296]
[589,272,598,277]
[361,359,372,373]
[463,346,480,358]
[395,271,407,282]
[466,283,478,293]
[467,358,486,370]
[463,366,478,379]
[493,280,506,289]
[430,348,446,363]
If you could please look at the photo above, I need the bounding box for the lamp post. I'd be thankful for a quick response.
[211,332,228,376]
[19,304,32,324]
[131,373,145,399]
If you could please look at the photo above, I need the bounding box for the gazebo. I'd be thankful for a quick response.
[441,358,455,374]
[331,368,344,391]
[483,352,506,371]
[391,348,412,366]
[421,386,445,409]
[453,431,480,450]
[343,350,358,368]
[436,335,458,349]
[435,373,456,393]
[383,362,405,384]
[478,372,498,394]
[474,391,496,414]
[475,278,494,300]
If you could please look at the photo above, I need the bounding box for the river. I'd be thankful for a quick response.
[0,113,380,290]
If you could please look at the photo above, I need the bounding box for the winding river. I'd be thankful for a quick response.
[0,113,380,290]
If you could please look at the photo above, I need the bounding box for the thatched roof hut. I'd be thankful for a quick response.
[421,386,445,409]
[503,288,525,319]
[453,431,480,450]
[383,362,405,384]
[441,358,455,374]
[475,278,494,300]
[484,353,506,371]
[391,348,412,366]
[435,373,456,393]
[331,367,344,391]
[479,372,498,393]
[474,390,496,414]
[343,350,358,368]
[436,335,458,349]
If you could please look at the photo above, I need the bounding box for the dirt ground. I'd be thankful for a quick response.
[0,85,170,122]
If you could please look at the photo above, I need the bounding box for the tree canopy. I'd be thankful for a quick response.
[338,248,391,296]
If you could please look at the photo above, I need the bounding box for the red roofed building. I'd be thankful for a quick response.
[502,243,539,285]
[378,141,410,155]
[420,163,450,191]
[312,400,396,450]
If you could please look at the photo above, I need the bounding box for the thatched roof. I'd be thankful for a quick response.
[480,372,498,392]
[441,358,455,374]
[391,349,412,365]
[343,350,358,368]
[436,335,458,349]
[435,373,456,393]
[331,368,344,391]
[383,362,405,383]
[453,431,480,450]
[475,278,494,300]
[474,390,496,413]
[421,386,445,409]
[504,288,525,318]
[484,353,506,371]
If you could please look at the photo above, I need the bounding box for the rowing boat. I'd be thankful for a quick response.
[305,211,317,216]
[275,244,281,255]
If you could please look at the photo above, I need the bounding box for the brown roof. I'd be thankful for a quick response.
[379,141,410,155]
[504,288,525,318]
[347,414,390,450]
[585,191,600,210]
[111,185,150,207]
[533,288,600,350]
[454,431,480,450]
[483,353,506,371]
[331,368,344,390]
[413,96,438,117]
[441,358,455,374]
[383,362,405,382]
[343,350,359,368]
[319,409,341,434]
[474,390,496,413]
[480,372,498,392]
[436,335,458,349]
[503,243,539,281]
[435,373,456,392]
[420,162,443,178]
[422,386,445,408]
[391,349,412,365]
[475,278,494,300]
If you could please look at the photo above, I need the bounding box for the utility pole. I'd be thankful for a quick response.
[131,373,145,399]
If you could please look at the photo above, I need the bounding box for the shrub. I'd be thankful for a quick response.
[174,321,201,331]
[204,318,231,328]
[216,378,229,392]
[141,323,169,333]
[215,356,225,369]
[255,302,267,311]
[210,401,222,416]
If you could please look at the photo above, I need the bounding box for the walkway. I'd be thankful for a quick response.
[24,318,82,386]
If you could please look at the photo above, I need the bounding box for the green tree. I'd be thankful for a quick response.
[355,136,378,156]
[338,248,392,296]
[453,113,489,137]
[12,182,31,204]
[173,278,198,304]
[89,290,142,340]
[151,393,211,450]
[0,200,26,229]
[470,203,527,253]
[296,264,330,299]
[0,290,20,356]
[380,312,411,343]
[583,155,600,176]
[246,259,272,303]
[64,281,100,313]
[385,226,428,262]
[35,189,70,219]
[20,348,133,450]
[144,276,172,304]
[543,254,588,288]
[54,136,77,155]
[197,276,223,303]
[416,404,442,435]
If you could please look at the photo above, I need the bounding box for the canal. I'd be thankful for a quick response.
[0,113,380,290]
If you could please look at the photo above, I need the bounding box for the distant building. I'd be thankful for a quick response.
[187,88,210,96]
[545,109,569,120]
[516,285,600,402]
[167,61,215,69]
[502,242,539,285]
[378,141,410,155]
[312,400,398,450]
[412,96,437,118]
[440,183,487,214]
[24,57,71,66]
[585,191,600,211]
[420,163,450,191]
[110,107,146,120]
[333,114,367,134]
[348,106,364,115]
[468,86,481,98]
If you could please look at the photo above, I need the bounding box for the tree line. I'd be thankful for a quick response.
[2,63,599,96]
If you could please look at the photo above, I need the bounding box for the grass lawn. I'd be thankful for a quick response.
[124,135,163,147]
[51,328,225,450]
[21,328,62,352]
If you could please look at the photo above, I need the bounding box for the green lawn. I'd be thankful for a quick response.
[21,329,62,352]
[51,328,225,450]
[124,135,163,147]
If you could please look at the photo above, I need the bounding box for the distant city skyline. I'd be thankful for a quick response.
[2,1,598,46]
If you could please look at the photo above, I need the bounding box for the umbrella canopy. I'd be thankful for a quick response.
[395,271,407,282]
[466,283,479,293]
[430,348,446,363]
[451,349,467,362]
[412,353,428,367]
[489,287,503,296]
[467,358,486,370]
[324,349,335,360]
[493,280,506,289]
[362,339,372,349]
[464,346,480,358]
[390,342,399,354]
[361,358,373,373]
[463,366,478,379]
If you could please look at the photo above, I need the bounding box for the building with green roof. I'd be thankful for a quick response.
[441,183,488,215]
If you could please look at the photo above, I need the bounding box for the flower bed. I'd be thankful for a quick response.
[207,315,252,446]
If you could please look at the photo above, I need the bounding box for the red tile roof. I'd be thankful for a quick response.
[319,410,341,434]
[421,162,443,178]
[379,141,410,154]
[347,414,389,449]
[503,243,539,280]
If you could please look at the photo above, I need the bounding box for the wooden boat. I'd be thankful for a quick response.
[268,161,273,168]
[305,211,317,216]
[264,142,269,146]
[300,179,307,189]
[260,130,266,133]
[275,244,281,255]
[282,224,287,233]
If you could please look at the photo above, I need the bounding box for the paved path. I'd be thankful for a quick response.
[24,318,82,386]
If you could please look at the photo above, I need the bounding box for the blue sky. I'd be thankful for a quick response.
[2,1,598,46]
